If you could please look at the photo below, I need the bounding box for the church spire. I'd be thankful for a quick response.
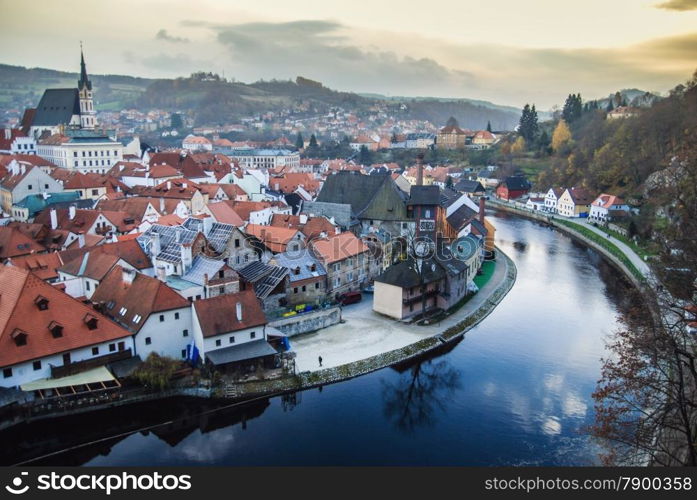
[78,42,92,91]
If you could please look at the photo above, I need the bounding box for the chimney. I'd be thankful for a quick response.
[299,214,308,225]
[167,181,172,190]
[180,243,192,274]
[235,301,242,322]
[69,205,76,220]
[151,232,161,257]
[77,232,85,248]
[182,182,187,189]
[49,208,58,230]
[159,197,165,213]
[122,267,136,285]
[416,152,424,186]
[479,196,486,223]
[4,128,10,140]
[202,215,213,235]
[156,265,166,282]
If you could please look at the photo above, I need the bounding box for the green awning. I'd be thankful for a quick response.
[20,365,116,392]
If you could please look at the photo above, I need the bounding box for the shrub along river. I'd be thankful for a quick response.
[3,212,636,466]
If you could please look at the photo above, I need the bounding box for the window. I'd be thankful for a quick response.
[3,368,12,378]
[183,329,189,337]
[182,349,187,358]
[302,285,306,292]
[133,314,142,323]
[159,314,165,322]
[315,282,320,289]
[118,342,125,351]
[119,307,128,316]
[250,331,256,339]
[92,347,99,356]
[109,343,116,352]
[215,339,221,347]
[27,184,33,190]
[33,360,41,371]
[347,272,354,281]
[294,287,298,294]
[145,337,152,345]
[35,296,49,310]
[74,151,78,157]
[86,281,91,291]
[229,336,235,344]
[92,189,98,196]
[62,353,71,365]
[45,184,49,189]
[234,239,240,248]
[174,312,180,320]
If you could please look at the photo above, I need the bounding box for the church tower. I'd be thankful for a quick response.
[78,45,96,130]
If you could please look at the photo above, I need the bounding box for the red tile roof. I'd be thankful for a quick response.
[91,266,189,333]
[7,252,65,281]
[244,224,301,253]
[311,232,368,264]
[193,290,266,338]
[0,226,47,259]
[207,202,244,226]
[0,266,131,367]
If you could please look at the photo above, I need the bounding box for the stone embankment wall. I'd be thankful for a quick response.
[268,306,342,337]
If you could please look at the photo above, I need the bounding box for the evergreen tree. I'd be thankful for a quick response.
[445,175,453,188]
[309,134,318,148]
[486,120,492,133]
[445,116,459,128]
[606,100,614,112]
[295,132,304,149]
[562,94,583,123]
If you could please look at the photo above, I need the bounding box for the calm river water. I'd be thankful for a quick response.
[5,212,635,466]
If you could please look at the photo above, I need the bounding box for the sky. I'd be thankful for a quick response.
[1,0,696,109]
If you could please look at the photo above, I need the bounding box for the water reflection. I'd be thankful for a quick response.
[382,358,461,433]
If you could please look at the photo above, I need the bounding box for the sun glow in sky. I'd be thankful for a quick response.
[1,0,695,108]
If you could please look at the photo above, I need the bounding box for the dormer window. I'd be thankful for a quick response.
[48,321,64,338]
[35,295,49,310]
[294,267,301,275]
[310,264,316,272]
[11,329,27,346]
[83,314,98,330]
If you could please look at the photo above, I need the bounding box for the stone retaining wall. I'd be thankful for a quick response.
[269,306,342,337]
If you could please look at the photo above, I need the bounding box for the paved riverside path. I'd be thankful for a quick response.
[291,256,509,373]
[576,219,652,278]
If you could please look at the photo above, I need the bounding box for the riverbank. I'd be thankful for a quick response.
[221,248,517,399]
[486,199,651,289]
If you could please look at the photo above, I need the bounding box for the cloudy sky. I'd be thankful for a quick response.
[1,0,695,108]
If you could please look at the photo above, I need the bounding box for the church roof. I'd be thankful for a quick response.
[32,89,80,127]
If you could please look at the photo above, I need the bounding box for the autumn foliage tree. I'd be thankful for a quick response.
[551,119,572,151]
[590,94,697,466]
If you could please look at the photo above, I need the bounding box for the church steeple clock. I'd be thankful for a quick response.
[78,44,96,130]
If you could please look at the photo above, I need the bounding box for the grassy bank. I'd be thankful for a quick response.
[554,218,645,282]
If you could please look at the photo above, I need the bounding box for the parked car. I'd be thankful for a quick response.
[338,291,362,305]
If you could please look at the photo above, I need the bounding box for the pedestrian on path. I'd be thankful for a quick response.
[318,355,323,367]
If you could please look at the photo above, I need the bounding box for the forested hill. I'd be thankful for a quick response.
[0,63,520,129]
[534,76,696,198]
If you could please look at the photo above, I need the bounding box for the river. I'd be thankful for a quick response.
[3,212,635,466]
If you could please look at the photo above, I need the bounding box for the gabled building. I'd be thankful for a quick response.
[91,266,192,361]
[192,290,277,372]
[0,162,64,213]
[557,187,594,218]
[544,187,564,213]
[237,260,289,310]
[0,265,134,387]
[495,176,531,201]
[272,248,327,305]
[0,128,36,155]
[315,171,411,238]
[589,193,629,222]
[310,231,371,296]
